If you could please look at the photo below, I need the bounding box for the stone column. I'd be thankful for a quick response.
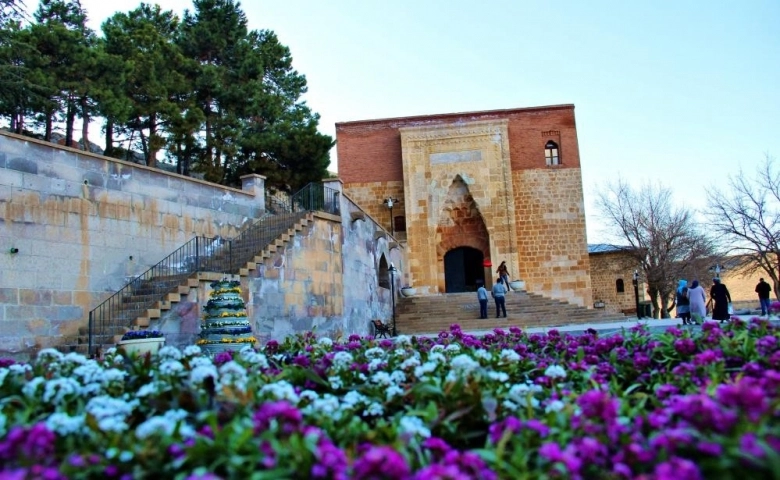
[240,174,266,212]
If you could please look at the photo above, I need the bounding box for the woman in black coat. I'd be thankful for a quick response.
[710,278,732,323]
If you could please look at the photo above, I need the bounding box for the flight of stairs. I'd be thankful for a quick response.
[396,290,630,335]
[57,213,314,356]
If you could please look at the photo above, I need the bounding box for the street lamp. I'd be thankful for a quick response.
[383,197,398,236]
[633,270,641,319]
[389,262,397,336]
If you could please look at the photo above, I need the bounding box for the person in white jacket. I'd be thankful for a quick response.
[687,279,707,324]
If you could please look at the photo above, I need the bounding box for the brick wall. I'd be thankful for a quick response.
[336,104,580,184]
[338,105,592,306]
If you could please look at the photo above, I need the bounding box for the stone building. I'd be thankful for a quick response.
[336,104,593,307]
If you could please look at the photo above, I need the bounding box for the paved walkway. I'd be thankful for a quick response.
[461,312,776,337]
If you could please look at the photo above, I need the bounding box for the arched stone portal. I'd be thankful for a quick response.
[436,176,490,293]
[444,247,484,292]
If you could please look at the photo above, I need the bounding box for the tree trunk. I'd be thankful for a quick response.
[80,96,90,149]
[104,120,114,157]
[45,111,53,141]
[148,113,157,169]
[65,98,75,148]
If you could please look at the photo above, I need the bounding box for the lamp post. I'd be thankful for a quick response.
[633,270,641,319]
[383,197,398,236]
[389,263,397,336]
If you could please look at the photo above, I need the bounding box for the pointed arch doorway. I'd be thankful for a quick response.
[444,247,485,293]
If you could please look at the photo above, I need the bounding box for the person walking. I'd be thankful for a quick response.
[492,277,507,318]
[675,279,691,325]
[688,280,707,324]
[497,261,512,291]
[476,282,489,319]
[710,278,732,323]
[755,278,772,316]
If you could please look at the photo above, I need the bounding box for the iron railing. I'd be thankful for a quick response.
[88,182,341,355]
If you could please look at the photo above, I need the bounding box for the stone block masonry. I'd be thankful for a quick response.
[0,131,265,357]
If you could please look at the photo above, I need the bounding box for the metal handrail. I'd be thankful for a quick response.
[88,182,341,355]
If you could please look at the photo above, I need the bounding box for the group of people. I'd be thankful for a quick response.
[676,277,734,325]
[476,261,513,319]
[677,277,774,325]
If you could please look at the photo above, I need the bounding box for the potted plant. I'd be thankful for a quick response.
[117,330,165,356]
[400,284,417,297]
[508,279,526,291]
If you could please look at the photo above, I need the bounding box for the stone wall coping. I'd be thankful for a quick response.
[335,104,575,129]
[0,130,254,198]
[338,189,404,247]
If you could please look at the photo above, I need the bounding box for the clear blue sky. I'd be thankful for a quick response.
[31,0,780,243]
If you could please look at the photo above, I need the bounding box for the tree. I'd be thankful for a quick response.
[178,0,333,191]
[706,155,780,299]
[596,180,718,318]
[102,3,189,167]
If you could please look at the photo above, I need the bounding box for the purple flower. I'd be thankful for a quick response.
[311,439,348,480]
[653,456,702,480]
[353,445,409,479]
[673,338,697,355]
[715,380,768,421]
[253,401,303,435]
[576,390,619,424]
[538,442,582,474]
[214,350,234,365]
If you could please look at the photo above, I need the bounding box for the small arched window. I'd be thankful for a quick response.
[545,140,560,166]
[616,279,625,293]
[378,255,390,289]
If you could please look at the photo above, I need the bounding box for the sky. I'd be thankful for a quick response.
[26,0,780,244]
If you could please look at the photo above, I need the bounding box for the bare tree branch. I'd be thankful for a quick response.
[597,179,718,318]
[705,154,780,298]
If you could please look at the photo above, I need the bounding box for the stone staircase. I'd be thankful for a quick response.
[58,213,314,356]
[396,290,630,335]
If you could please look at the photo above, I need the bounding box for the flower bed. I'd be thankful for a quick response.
[1,319,779,479]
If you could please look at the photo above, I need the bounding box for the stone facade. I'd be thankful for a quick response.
[0,132,402,357]
[336,105,593,306]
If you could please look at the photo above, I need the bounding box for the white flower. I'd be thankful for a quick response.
[342,391,366,408]
[298,390,319,403]
[544,365,567,379]
[157,346,182,361]
[400,357,421,370]
[22,377,45,399]
[450,354,480,374]
[507,383,540,409]
[444,344,461,353]
[367,358,385,372]
[386,385,405,401]
[135,409,193,439]
[46,412,85,435]
[304,394,342,420]
[473,349,492,361]
[486,371,509,382]
[545,400,565,413]
[394,335,412,346]
[62,352,88,365]
[43,377,82,404]
[370,371,392,386]
[332,351,354,371]
[364,347,386,359]
[159,360,185,376]
[136,381,167,398]
[260,380,299,403]
[390,371,407,384]
[414,362,437,379]
[37,348,64,363]
[86,396,138,433]
[499,349,520,363]
[239,349,269,368]
[363,402,384,417]
[427,352,446,364]
[182,345,202,357]
[317,337,333,347]
[217,361,248,392]
[189,356,214,369]
[430,345,445,353]
[328,376,343,390]
[399,416,431,438]
[190,364,219,386]
[8,364,31,375]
